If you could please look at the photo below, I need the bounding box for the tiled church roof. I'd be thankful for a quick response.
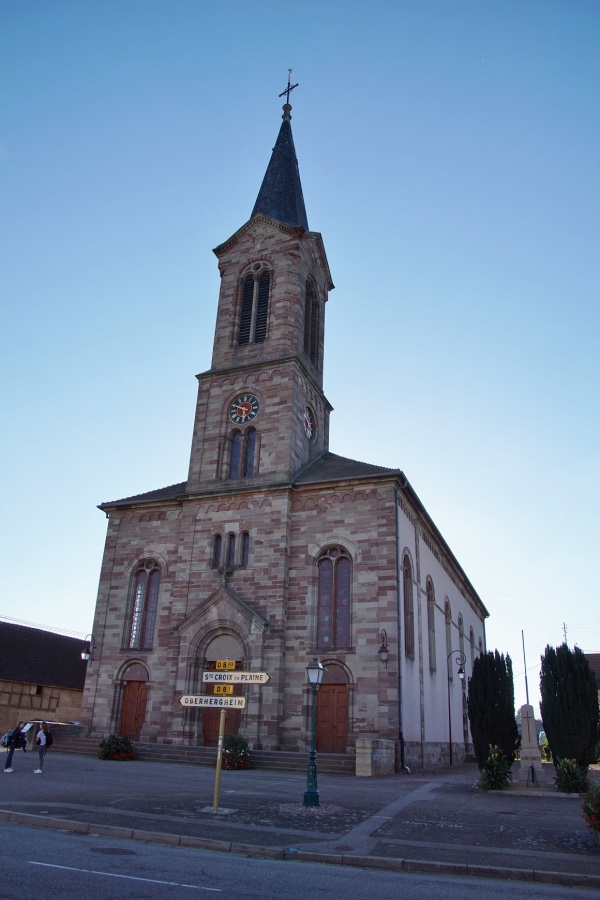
[98,454,400,510]
[0,621,87,690]
[294,452,402,484]
[99,481,187,510]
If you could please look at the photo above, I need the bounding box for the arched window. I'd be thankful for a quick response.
[228,428,257,479]
[239,270,270,345]
[469,627,475,670]
[243,428,256,477]
[211,534,222,569]
[229,430,242,478]
[304,279,319,363]
[317,547,351,649]
[445,600,453,678]
[426,577,436,672]
[226,533,236,569]
[403,555,415,659]
[478,636,483,656]
[128,560,160,650]
[459,614,465,664]
[240,532,250,567]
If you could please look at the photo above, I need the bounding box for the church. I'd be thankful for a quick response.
[81,96,488,770]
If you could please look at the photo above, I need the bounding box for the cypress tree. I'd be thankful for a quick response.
[467,650,519,769]
[539,643,598,768]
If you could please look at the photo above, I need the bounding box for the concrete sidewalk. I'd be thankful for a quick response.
[1,751,599,889]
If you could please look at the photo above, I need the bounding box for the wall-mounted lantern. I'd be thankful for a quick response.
[81,634,95,661]
[378,629,389,666]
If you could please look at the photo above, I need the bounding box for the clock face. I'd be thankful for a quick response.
[303,407,314,440]
[228,393,260,425]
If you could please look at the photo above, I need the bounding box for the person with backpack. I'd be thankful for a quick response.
[3,721,26,773]
[34,721,52,773]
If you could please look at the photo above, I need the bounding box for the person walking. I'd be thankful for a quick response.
[3,721,26,773]
[34,721,50,773]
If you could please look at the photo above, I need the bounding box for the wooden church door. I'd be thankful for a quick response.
[119,663,149,740]
[202,634,244,747]
[202,679,242,746]
[316,666,349,754]
[120,681,148,740]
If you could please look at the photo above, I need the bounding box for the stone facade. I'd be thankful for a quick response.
[81,105,488,769]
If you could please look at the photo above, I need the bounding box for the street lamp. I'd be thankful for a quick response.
[447,650,466,767]
[303,658,324,807]
[378,629,389,666]
[81,634,95,661]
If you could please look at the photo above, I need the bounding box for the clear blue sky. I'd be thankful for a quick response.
[2,1,599,714]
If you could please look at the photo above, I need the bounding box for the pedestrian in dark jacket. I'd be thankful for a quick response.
[4,721,26,772]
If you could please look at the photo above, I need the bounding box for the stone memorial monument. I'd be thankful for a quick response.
[518,703,546,786]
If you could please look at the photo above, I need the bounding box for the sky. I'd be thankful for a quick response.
[1,1,599,715]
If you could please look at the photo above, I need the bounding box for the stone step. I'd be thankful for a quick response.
[54,736,355,774]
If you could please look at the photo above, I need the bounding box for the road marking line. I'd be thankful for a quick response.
[29,861,221,891]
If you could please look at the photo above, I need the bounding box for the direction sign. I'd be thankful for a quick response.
[202,672,271,684]
[178,695,246,708]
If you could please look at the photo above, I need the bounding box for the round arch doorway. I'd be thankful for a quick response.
[202,633,244,747]
[316,664,349,754]
[119,663,149,741]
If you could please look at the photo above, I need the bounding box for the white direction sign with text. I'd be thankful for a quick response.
[202,672,272,685]
[178,695,246,708]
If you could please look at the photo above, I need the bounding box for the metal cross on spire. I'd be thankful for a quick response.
[278,69,298,104]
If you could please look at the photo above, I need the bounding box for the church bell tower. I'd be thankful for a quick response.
[186,98,334,495]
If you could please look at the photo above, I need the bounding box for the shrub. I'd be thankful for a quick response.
[220,733,251,770]
[554,757,590,794]
[540,644,598,768]
[476,744,513,791]
[467,651,519,769]
[98,734,135,761]
[581,786,600,836]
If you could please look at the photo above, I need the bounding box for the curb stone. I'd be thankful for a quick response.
[1,808,600,889]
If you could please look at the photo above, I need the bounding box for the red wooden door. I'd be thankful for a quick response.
[120,681,148,740]
[316,684,348,753]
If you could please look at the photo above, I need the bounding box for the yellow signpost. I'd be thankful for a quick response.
[179,661,271,814]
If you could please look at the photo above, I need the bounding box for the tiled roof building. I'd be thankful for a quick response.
[0,621,87,732]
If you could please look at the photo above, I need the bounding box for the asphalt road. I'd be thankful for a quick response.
[0,821,597,900]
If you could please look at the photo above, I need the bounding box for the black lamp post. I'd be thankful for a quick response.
[303,658,324,807]
[446,650,466,766]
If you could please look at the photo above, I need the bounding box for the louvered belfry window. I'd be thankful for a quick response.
[239,270,270,345]
[128,560,161,650]
[304,280,319,363]
[317,547,351,649]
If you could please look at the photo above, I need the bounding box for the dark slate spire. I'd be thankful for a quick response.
[251,104,309,230]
